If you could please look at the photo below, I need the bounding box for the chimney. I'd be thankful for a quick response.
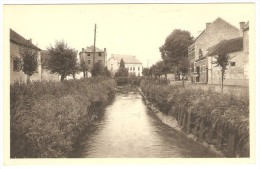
[28,38,32,44]
[104,48,106,52]
[206,22,211,29]
[239,22,246,30]
[82,48,84,52]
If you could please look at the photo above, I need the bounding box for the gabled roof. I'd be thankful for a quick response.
[207,37,243,56]
[10,29,41,50]
[110,54,142,64]
[84,45,104,52]
[193,17,239,43]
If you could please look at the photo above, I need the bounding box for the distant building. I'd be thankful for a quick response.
[207,22,249,86]
[10,29,41,83]
[41,50,60,81]
[107,54,143,76]
[79,46,107,74]
[188,17,243,83]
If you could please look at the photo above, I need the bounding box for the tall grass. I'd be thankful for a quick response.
[10,77,116,158]
[140,79,249,157]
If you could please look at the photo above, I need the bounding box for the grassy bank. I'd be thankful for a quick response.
[10,77,116,158]
[140,79,249,157]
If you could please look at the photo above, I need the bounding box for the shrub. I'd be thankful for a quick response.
[10,77,116,158]
[140,79,249,157]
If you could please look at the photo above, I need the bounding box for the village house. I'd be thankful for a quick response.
[10,29,41,83]
[188,17,243,83]
[107,54,143,76]
[79,46,107,75]
[207,22,249,86]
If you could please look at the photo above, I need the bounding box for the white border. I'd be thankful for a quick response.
[1,0,259,169]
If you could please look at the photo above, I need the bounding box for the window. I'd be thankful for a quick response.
[98,52,102,56]
[87,53,90,56]
[88,60,91,64]
[138,67,140,71]
[230,62,236,66]
[133,67,135,71]
[99,60,102,63]
[130,67,132,71]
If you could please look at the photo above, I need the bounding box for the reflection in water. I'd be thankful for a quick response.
[77,90,220,158]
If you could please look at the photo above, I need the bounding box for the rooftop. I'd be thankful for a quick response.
[10,29,41,50]
[82,45,104,52]
[110,54,142,64]
[207,37,243,56]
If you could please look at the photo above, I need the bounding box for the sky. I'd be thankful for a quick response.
[3,3,255,67]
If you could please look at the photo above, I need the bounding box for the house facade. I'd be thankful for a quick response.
[79,46,107,73]
[107,54,143,76]
[10,29,41,83]
[207,22,249,86]
[188,18,243,83]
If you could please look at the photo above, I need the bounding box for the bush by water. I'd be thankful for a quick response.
[140,79,249,157]
[10,77,116,158]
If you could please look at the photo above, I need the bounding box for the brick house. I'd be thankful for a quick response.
[107,54,143,76]
[207,22,249,86]
[79,46,107,74]
[10,29,41,83]
[188,18,243,83]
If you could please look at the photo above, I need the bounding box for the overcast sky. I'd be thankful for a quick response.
[4,3,254,67]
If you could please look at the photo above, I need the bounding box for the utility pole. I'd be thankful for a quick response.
[93,24,97,68]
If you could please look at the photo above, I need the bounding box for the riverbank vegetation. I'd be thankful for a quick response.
[140,79,249,157]
[10,77,116,158]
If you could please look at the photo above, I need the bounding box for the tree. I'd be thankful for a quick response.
[115,59,128,77]
[47,40,78,81]
[212,49,229,92]
[103,67,111,77]
[178,57,190,87]
[159,29,193,79]
[119,59,125,68]
[79,59,88,78]
[19,42,39,84]
[92,61,104,77]
[142,68,150,76]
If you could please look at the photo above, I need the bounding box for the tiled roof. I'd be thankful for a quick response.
[207,37,243,56]
[10,29,41,50]
[84,45,104,52]
[110,54,142,64]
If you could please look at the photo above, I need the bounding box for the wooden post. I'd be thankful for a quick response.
[182,111,186,130]
[186,111,191,133]
[199,120,205,141]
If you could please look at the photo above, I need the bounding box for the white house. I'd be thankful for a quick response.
[107,54,143,76]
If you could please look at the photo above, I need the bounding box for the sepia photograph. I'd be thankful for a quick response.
[0,0,259,167]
